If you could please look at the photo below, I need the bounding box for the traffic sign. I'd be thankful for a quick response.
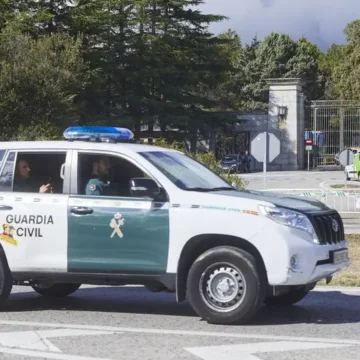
[251,132,280,162]
[338,149,355,167]
[305,138,312,151]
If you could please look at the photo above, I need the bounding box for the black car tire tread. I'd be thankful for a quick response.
[186,246,266,325]
[0,252,12,309]
[32,283,81,298]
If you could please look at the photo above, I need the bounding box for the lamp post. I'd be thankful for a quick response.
[277,105,287,119]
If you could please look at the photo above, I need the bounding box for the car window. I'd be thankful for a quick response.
[0,151,15,192]
[0,151,67,193]
[77,152,147,197]
[139,151,231,190]
[223,155,236,161]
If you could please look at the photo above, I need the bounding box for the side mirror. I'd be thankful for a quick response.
[129,177,160,198]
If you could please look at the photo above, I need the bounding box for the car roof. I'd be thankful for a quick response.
[0,140,179,155]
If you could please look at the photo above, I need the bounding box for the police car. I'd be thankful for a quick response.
[0,126,350,325]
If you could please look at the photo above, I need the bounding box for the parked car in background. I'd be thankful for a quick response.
[218,154,242,173]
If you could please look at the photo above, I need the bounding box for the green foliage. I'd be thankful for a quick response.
[0,22,89,140]
[9,122,63,141]
[0,0,360,156]
[153,138,248,190]
[327,20,360,101]
[239,33,326,111]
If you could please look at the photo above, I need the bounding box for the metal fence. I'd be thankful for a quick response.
[263,188,360,214]
[307,100,360,170]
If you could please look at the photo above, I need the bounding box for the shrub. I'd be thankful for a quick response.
[8,122,63,141]
[153,138,247,189]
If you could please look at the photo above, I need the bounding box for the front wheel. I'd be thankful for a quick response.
[32,283,81,298]
[264,287,309,306]
[186,246,266,325]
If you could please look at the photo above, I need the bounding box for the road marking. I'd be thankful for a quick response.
[0,328,120,360]
[0,329,118,351]
[1,320,360,346]
[240,172,334,178]
[0,347,114,360]
[185,341,351,360]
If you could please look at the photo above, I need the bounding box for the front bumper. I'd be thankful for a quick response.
[284,240,350,285]
[271,239,350,286]
[251,226,350,286]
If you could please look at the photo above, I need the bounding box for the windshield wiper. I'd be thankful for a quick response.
[185,186,234,192]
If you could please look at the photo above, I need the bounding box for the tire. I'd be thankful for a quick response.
[0,252,12,309]
[32,283,81,298]
[186,246,266,325]
[264,287,309,306]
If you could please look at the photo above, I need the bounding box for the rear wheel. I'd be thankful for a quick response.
[0,252,12,309]
[264,287,309,306]
[186,246,266,325]
[32,283,81,298]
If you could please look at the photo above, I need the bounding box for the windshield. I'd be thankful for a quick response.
[222,155,236,161]
[139,151,232,190]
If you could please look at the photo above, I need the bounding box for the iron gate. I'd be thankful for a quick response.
[215,132,250,160]
[307,100,360,169]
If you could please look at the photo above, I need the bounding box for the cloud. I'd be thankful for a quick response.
[199,0,360,50]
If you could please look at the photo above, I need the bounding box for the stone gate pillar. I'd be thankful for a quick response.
[266,78,306,170]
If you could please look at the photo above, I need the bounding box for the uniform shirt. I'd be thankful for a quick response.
[85,176,117,196]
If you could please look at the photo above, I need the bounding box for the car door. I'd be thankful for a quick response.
[0,148,71,273]
[66,149,170,274]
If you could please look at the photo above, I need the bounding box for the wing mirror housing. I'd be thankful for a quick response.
[129,178,160,198]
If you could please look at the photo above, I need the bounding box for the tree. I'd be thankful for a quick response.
[330,20,360,101]
[319,44,345,99]
[239,33,325,111]
[0,22,89,140]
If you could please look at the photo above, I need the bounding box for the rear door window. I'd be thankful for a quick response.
[0,151,15,192]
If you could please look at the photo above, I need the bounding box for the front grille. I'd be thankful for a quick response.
[309,212,345,245]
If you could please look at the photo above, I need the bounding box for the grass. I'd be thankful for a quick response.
[318,234,360,287]
[330,184,360,189]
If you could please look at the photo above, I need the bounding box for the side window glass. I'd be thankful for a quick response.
[0,151,15,192]
[12,152,67,194]
[77,153,148,197]
[0,150,5,167]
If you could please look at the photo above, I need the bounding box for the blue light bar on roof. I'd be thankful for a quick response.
[63,126,134,142]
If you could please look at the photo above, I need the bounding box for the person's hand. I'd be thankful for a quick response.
[39,184,51,193]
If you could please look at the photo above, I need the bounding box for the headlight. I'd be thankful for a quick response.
[258,205,318,242]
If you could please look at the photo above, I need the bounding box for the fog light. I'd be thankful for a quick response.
[290,255,299,269]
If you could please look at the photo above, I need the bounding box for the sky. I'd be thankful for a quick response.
[199,0,360,50]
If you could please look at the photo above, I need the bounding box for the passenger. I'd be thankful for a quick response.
[85,156,114,195]
[13,159,51,193]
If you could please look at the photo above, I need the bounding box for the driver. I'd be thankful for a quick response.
[85,156,115,196]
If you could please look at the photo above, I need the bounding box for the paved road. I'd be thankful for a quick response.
[241,170,346,190]
[1,285,360,360]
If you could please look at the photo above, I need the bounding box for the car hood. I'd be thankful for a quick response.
[209,189,330,212]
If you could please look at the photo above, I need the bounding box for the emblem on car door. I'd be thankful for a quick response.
[110,212,125,238]
[0,224,17,246]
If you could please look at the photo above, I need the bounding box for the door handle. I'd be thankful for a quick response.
[71,206,93,215]
[0,205,12,210]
